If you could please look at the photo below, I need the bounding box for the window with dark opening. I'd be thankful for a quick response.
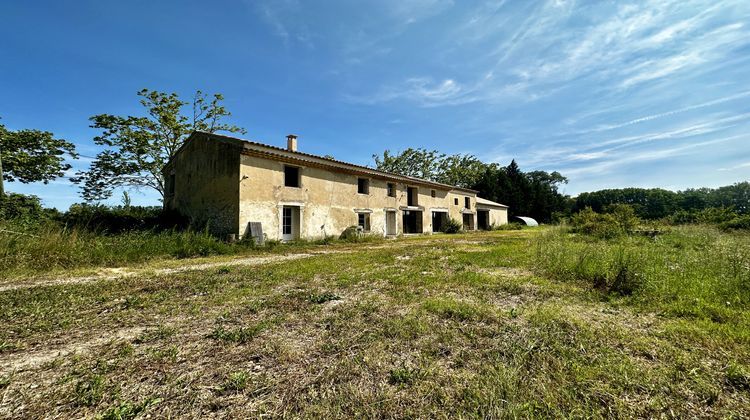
[387,183,396,197]
[167,173,175,195]
[431,189,436,198]
[454,198,459,205]
[407,187,418,206]
[284,165,300,187]
[358,178,369,194]
[465,197,471,209]
[357,213,371,232]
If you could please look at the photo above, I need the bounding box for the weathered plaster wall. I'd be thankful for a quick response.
[484,207,509,226]
[238,154,477,240]
[445,191,477,230]
[165,136,241,236]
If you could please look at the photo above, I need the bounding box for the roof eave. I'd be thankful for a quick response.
[197,130,478,193]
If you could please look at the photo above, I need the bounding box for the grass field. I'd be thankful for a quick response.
[1,228,749,418]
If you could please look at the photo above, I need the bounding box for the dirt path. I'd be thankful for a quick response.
[0,234,519,293]
[0,251,343,293]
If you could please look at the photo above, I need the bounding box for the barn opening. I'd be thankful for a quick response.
[462,213,475,230]
[403,210,423,234]
[432,211,448,232]
[477,210,490,230]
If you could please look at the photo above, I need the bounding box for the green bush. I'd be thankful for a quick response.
[0,193,48,224]
[440,218,462,234]
[696,207,738,224]
[58,203,186,234]
[719,215,750,231]
[570,205,641,239]
[494,222,524,231]
[570,208,623,239]
[667,210,698,225]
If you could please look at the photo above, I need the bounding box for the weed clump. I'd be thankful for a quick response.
[0,375,10,390]
[210,321,270,344]
[388,365,421,386]
[726,362,750,391]
[219,371,249,394]
[307,292,340,304]
[73,374,105,407]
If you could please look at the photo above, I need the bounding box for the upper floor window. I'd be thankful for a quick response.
[387,182,396,197]
[454,198,459,205]
[167,173,176,195]
[284,165,300,188]
[407,186,418,206]
[465,197,471,209]
[431,189,436,198]
[358,178,370,194]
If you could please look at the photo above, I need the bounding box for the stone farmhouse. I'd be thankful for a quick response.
[163,132,508,241]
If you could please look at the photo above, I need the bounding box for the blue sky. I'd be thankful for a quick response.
[1,0,749,209]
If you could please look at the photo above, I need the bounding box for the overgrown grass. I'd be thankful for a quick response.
[0,224,252,275]
[0,220,394,277]
[534,225,750,321]
[2,229,749,418]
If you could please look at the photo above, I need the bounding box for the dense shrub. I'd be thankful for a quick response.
[569,205,641,239]
[58,203,187,233]
[0,193,48,224]
[720,215,750,231]
[667,210,698,225]
[666,207,745,230]
[695,207,738,225]
[494,223,524,231]
[440,218,462,234]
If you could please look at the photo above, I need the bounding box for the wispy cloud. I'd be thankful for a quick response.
[718,161,750,171]
[252,0,315,48]
[350,0,750,107]
[562,134,747,176]
[575,90,750,134]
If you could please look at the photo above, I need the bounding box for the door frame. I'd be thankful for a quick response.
[280,205,301,241]
[385,210,397,236]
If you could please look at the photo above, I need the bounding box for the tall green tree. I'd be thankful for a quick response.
[435,154,485,189]
[373,148,444,181]
[73,89,246,202]
[373,148,569,222]
[0,121,77,196]
[372,148,485,188]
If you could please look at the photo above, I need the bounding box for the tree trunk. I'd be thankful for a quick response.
[0,146,4,196]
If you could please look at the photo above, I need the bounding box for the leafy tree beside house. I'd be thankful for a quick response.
[73,89,246,203]
[373,149,569,222]
[0,120,77,196]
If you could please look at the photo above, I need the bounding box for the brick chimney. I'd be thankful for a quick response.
[286,134,298,152]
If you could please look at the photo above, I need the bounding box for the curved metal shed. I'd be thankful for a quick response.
[515,216,539,226]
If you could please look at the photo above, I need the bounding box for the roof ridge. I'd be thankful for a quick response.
[192,130,478,193]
